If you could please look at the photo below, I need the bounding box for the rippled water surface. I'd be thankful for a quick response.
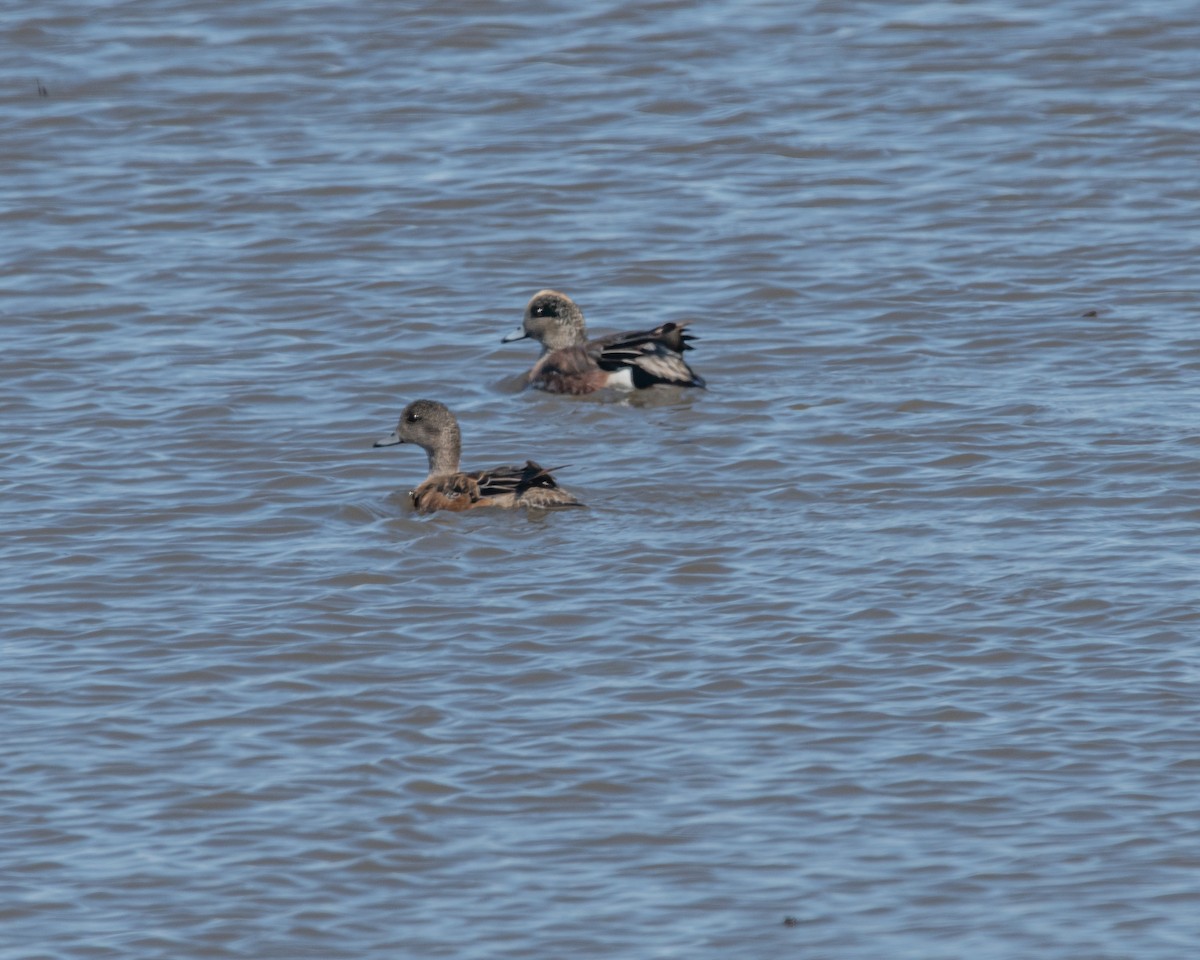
[3,2,1199,958]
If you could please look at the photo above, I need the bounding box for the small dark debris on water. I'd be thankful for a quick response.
[782,916,800,927]
[36,78,48,97]
[1081,309,1098,317]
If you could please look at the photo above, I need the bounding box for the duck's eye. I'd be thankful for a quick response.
[405,412,420,423]
[533,302,558,318]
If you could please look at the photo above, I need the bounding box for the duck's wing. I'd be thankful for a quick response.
[593,321,699,353]
[474,460,585,508]
[591,322,705,388]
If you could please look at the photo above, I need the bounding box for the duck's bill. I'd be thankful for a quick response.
[373,432,403,448]
[501,326,528,343]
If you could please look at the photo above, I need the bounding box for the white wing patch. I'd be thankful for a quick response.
[603,367,636,390]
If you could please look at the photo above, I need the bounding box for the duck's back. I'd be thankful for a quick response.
[412,461,583,512]
[529,321,703,393]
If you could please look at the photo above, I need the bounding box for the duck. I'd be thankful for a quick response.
[374,399,584,514]
[501,289,705,395]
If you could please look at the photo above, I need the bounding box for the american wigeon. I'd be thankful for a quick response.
[374,399,584,514]
[501,289,705,395]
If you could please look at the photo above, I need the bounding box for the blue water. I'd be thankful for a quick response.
[3,2,1199,958]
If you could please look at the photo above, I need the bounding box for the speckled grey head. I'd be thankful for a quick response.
[501,289,589,352]
[374,399,461,475]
